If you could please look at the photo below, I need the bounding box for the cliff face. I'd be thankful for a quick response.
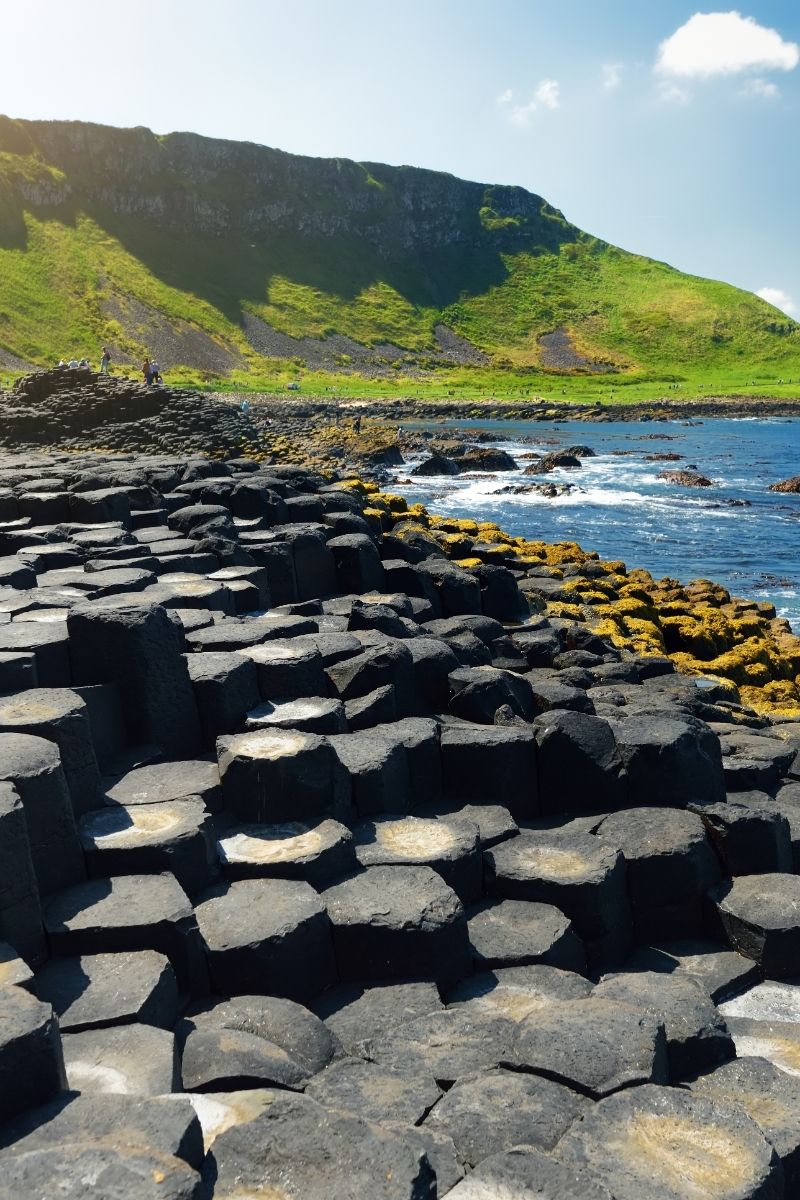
[0,116,575,255]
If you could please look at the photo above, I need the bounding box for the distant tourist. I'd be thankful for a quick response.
[151,360,162,384]
[100,347,111,375]
[353,414,362,435]
[240,399,250,413]
[68,358,79,369]
[142,357,153,385]
[58,359,66,368]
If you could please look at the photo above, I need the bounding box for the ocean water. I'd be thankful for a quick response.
[389,418,800,631]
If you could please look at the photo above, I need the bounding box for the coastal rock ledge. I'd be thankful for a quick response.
[1,376,800,1196]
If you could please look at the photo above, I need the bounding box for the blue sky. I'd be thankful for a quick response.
[2,1,798,314]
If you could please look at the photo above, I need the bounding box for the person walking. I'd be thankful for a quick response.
[100,347,111,375]
[142,357,153,386]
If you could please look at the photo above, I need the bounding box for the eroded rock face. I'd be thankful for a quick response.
[0,437,798,1196]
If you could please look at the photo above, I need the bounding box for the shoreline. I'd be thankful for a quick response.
[227,392,800,424]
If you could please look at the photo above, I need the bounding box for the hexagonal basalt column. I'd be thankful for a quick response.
[323,864,471,990]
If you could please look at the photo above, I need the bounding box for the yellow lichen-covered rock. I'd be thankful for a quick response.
[373,493,408,513]
[595,597,656,621]
[474,528,515,546]
[436,532,474,557]
[544,602,586,621]
[621,616,666,653]
[661,615,720,659]
[362,507,389,534]
[430,516,480,535]
[453,557,484,569]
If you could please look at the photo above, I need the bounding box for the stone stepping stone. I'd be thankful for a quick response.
[597,806,721,941]
[593,970,734,1080]
[719,979,800,1025]
[188,613,315,652]
[238,639,327,700]
[709,874,800,978]
[353,814,482,902]
[32,950,178,1032]
[0,940,34,988]
[61,1022,178,1096]
[326,643,416,719]
[330,731,412,816]
[217,817,355,887]
[0,986,66,1123]
[0,732,85,898]
[384,1124,465,1196]
[511,997,668,1098]
[557,1083,782,1200]
[244,695,347,735]
[78,799,217,899]
[180,994,336,1093]
[446,963,592,1027]
[312,980,444,1056]
[440,724,538,820]
[363,1008,515,1087]
[484,829,630,968]
[610,711,726,808]
[67,602,202,759]
[688,1056,800,1192]
[466,898,586,973]
[374,710,448,806]
[324,864,470,990]
[103,758,222,812]
[723,1015,800,1076]
[534,709,626,815]
[693,799,792,876]
[0,621,71,686]
[0,687,101,817]
[416,800,517,849]
[306,1057,441,1126]
[217,728,348,824]
[183,651,259,744]
[194,877,335,1001]
[446,1146,612,1200]
[425,1066,586,1167]
[0,1092,203,1170]
[208,1090,434,1200]
[345,683,396,730]
[0,781,45,967]
[178,1087,276,1152]
[621,938,761,1003]
[43,872,206,993]
[0,1144,203,1200]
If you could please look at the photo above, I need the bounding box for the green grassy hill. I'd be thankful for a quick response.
[1,114,799,402]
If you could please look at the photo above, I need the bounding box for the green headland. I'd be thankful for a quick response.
[1,114,799,404]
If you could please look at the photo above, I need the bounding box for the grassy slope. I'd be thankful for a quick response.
[1,133,799,402]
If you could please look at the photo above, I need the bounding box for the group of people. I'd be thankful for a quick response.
[142,357,162,386]
[55,348,164,386]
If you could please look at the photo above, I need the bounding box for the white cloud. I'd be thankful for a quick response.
[534,79,560,109]
[656,11,799,78]
[657,80,691,105]
[741,77,779,98]
[500,79,560,127]
[757,287,797,316]
[601,63,623,91]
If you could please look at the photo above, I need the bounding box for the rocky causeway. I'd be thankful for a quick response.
[1,371,800,1196]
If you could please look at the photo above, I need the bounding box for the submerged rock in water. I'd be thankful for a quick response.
[769,475,800,493]
[657,469,714,487]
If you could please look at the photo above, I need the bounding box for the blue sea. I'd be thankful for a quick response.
[390,418,800,631]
